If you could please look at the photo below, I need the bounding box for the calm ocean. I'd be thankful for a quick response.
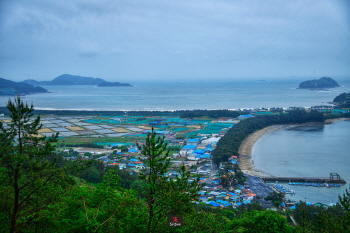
[252,120,350,204]
[1,77,350,110]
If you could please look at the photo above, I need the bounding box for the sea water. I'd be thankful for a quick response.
[252,120,350,204]
[1,77,350,110]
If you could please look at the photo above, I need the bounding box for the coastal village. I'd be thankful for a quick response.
[1,106,348,212]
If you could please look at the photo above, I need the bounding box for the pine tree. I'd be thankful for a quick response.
[137,128,203,233]
[0,96,89,232]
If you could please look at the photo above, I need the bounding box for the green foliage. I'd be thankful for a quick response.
[293,200,348,233]
[219,163,245,185]
[234,203,265,219]
[118,145,129,152]
[84,152,93,157]
[77,159,139,187]
[137,128,204,233]
[166,145,182,152]
[226,210,292,233]
[0,96,91,233]
[130,180,148,198]
[265,191,284,203]
[38,170,147,232]
[273,201,281,208]
[333,92,350,108]
[179,109,243,119]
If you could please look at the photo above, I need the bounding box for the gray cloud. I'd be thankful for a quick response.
[0,0,349,81]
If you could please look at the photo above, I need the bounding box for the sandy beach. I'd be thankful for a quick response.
[238,125,295,177]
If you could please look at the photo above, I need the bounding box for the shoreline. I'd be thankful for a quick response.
[238,125,297,178]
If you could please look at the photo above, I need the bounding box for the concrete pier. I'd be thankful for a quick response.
[262,177,346,184]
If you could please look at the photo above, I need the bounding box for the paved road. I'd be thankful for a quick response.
[207,157,218,184]
[245,174,273,198]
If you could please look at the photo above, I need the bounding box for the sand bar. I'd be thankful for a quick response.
[238,125,295,177]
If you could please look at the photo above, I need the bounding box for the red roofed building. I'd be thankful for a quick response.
[241,189,252,194]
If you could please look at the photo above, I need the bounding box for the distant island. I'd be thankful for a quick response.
[97,81,132,87]
[0,77,49,96]
[22,74,132,87]
[298,77,340,90]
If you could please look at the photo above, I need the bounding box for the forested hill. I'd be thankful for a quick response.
[0,77,49,96]
[212,110,325,164]
[333,92,350,108]
[22,74,132,86]
[298,77,340,89]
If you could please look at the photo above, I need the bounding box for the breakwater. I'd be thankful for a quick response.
[262,177,346,184]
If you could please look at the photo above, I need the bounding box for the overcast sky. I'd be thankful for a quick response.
[1,0,349,82]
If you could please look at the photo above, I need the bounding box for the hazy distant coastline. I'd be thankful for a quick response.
[1,79,349,110]
[22,74,132,87]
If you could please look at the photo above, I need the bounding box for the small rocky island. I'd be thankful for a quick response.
[22,74,132,87]
[298,77,340,90]
[0,78,49,96]
[97,81,132,87]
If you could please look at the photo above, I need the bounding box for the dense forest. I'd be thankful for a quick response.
[179,109,244,119]
[212,110,325,164]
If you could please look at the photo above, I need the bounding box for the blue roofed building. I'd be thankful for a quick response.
[201,154,210,159]
[179,145,196,156]
[237,114,255,120]
[193,149,205,155]
[187,138,200,146]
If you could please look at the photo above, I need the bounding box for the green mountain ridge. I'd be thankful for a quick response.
[0,77,49,96]
[22,74,132,86]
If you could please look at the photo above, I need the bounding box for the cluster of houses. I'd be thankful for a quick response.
[196,183,259,208]
[178,138,218,161]
[191,155,265,209]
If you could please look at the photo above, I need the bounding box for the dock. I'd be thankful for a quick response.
[262,175,346,184]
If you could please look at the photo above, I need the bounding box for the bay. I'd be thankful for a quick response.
[252,120,350,204]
